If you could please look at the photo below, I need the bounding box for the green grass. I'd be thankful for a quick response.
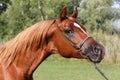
[33,56,120,80]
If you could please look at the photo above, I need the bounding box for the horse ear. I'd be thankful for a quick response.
[70,7,78,18]
[59,6,67,21]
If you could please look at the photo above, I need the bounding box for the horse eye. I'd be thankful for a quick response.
[65,28,73,34]
[65,28,74,37]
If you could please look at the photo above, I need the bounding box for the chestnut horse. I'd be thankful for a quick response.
[0,6,105,80]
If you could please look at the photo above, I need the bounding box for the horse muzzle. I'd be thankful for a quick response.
[80,42,105,63]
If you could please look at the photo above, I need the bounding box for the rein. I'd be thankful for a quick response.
[94,63,109,80]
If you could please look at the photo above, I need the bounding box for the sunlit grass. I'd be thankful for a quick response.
[33,56,120,80]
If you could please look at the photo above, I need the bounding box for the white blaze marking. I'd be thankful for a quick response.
[74,22,81,28]
[74,22,88,35]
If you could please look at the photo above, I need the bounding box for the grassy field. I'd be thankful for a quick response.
[33,56,120,80]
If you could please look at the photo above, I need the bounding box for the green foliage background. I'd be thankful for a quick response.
[0,0,118,41]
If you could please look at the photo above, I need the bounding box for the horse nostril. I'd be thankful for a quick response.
[94,46,101,55]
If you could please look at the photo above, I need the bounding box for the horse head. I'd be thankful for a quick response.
[48,6,105,63]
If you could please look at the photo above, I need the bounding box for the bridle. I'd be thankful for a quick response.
[55,21,92,52]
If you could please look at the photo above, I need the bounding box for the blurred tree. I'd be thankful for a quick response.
[111,0,120,34]
[1,0,119,41]
[0,0,10,14]
[0,2,7,14]
[0,0,72,40]
[78,0,113,32]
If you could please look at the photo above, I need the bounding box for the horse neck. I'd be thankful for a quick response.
[0,20,55,79]
[1,20,54,77]
[13,26,52,76]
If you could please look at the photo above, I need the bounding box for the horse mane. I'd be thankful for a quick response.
[0,20,54,66]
